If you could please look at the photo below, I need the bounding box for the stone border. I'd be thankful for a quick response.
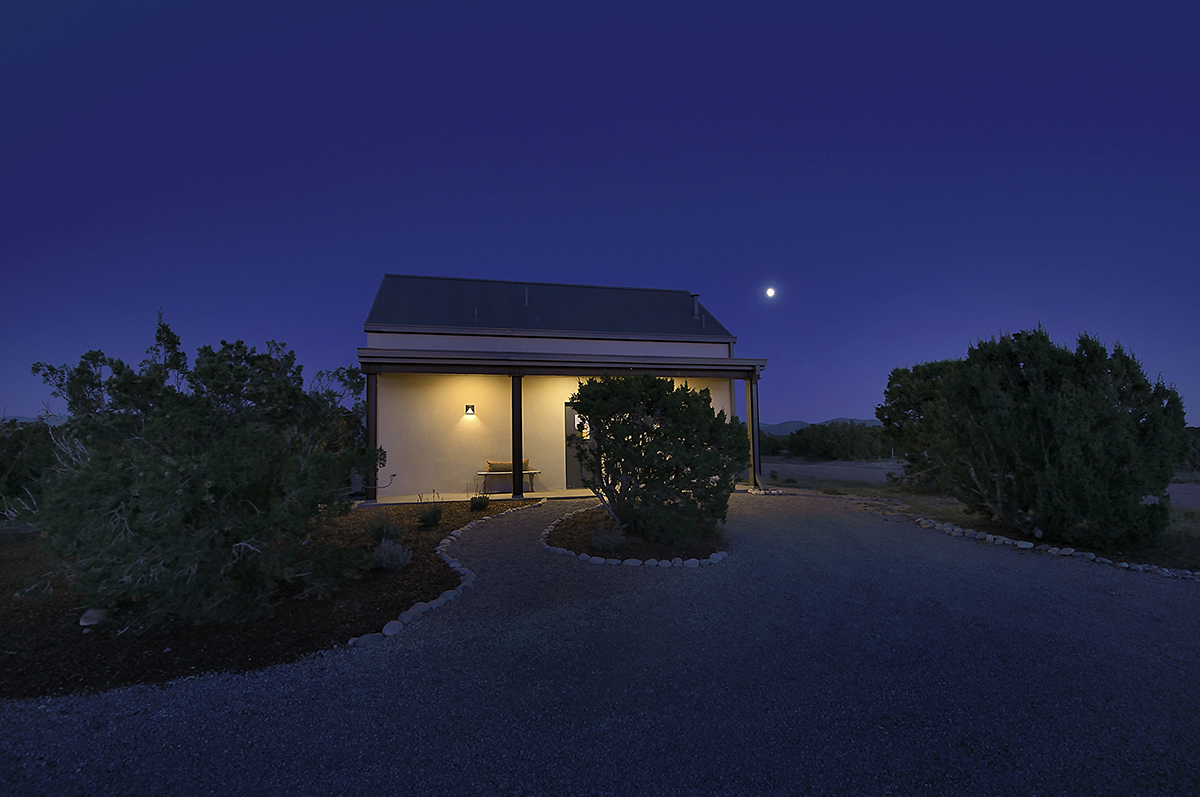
[537,503,729,569]
[910,516,1200,581]
[347,499,549,647]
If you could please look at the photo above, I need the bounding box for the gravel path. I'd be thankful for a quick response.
[3,494,1199,795]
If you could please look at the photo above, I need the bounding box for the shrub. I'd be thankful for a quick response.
[469,495,490,511]
[877,327,1187,547]
[372,539,412,571]
[369,513,403,543]
[419,505,443,527]
[0,416,56,520]
[24,317,385,624]
[568,374,748,545]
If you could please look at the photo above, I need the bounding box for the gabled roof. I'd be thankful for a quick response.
[365,274,735,342]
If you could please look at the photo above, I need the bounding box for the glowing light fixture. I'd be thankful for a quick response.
[465,405,475,415]
[766,287,776,298]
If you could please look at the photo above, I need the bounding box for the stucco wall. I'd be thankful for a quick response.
[375,373,738,498]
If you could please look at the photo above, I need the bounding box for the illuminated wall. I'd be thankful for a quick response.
[375,373,737,498]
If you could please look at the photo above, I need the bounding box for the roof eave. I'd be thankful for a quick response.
[363,323,737,345]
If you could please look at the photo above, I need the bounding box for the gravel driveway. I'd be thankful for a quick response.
[3,494,1199,795]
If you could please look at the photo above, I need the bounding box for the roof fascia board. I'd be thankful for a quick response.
[363,323,736,344]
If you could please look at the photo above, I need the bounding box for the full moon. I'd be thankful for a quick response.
[766,287,775,298]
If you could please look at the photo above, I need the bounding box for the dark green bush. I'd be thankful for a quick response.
[568,374,748,545]
[877,327,1187,547]
[24,317,384,625]
[469,494,490,511]
[419,505,443,527]
[0,417,56,520]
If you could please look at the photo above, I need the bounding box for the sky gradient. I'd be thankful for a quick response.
[3,2,1197,424]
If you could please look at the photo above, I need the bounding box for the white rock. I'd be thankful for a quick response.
[413,602,432,612]
[645,559,658,567]
[1082,552,1096,561]
[439,590,458,601]
[1118,562,1129,569]
[623,559,643,566]
[684,558,700,568]
[399,609,424,624]
[672,558,683,566]
[984,534,995,544]
[79,609,108,627]
[1059,548,1075,556]
[579,553,591,562]
[1096,557,1112,564]
[356,632,386,647]
[590,557,607,565]
[382,620,403,636]
[1047,547,1061,555]
[606,558,621,565]
[1017,541,1034,549]
[429,598,446,609]
[658,560,672,568]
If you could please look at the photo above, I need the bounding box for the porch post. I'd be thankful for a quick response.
[745,373,762,489]
[511,373,524,498]
[365,371,378,500]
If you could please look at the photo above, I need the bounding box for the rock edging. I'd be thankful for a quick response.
[537,504,730,569]
[911,517,1200,582]
[346,499,549,647]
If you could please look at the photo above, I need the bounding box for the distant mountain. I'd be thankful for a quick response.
[1,415,68,426]
[760,421,809,436]
[817,417,882,427]
[760,418,881,435]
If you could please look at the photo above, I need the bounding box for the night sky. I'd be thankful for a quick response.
[3,2,1197,425]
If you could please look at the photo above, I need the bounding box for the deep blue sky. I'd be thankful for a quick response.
[3,2,1197,424]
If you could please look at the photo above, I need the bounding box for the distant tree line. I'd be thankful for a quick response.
[759,422,890,461]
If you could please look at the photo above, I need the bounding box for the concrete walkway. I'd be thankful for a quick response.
[3,494,1200,794]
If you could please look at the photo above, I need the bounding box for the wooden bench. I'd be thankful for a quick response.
[477,460,541,493]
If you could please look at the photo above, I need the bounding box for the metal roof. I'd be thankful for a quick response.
[365,274,736,341]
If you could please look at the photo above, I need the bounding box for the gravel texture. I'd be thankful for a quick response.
[3,492,1200,795]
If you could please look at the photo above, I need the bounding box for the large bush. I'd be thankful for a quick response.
[877,328,1187,547]
[568,375,748,544]
[24,318,384,624]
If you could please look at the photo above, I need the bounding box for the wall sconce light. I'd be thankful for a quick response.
[465,405,475,415]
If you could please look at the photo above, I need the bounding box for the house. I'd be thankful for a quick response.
[357,274,767,500]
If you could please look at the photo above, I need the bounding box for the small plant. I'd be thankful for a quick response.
[369,511,402,543]
[769,470,779,480]
[372,538,412,571]
[419,505,443,527]
[590,516,626,552]
[469,494,490,511]
[783,477,797,484]
[590,532,625,552]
